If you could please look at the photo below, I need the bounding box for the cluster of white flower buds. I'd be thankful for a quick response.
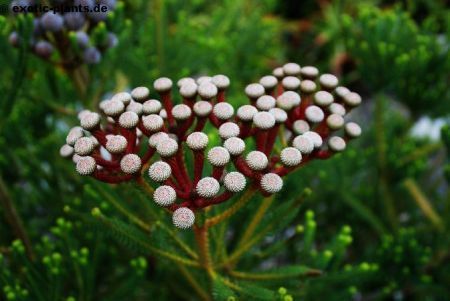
[61,62,362,229]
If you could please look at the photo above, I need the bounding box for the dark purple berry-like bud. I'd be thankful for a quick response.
[75,31,90,49]
[64,12,85,30]
[100,0,117,9]
[83,47,101,64]
[106,32,118,48]
[8,32,20,47]
[40,12,64,32]
[34,41,53,59]
[87,5,109,22]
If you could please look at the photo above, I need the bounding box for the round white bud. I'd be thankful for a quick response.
[273,67,284,78]
[153,77,173,93]
[126,101,143,115]
[212,74,230,89]
[148,132,169,148]
[198,83,218,99]
[60,144,74,158]
[172,207,195,229]
[219,122,240,139]
[156,138,178,157]
[326,114,344,130]
[293,120,310,134]
[193,101,213,117]
[260,173,283,193]
[253,111,276,130]
[179,82,198,98]
[314,91,334,107]
[237,105,257,121]
[283,62,301,76]
[335,86,350,99]
[223,137,245,156]
[246,151,268,170]
[256,95,276,111]
[74,137,95,155]
[328,136,346,152]
[66,127,84,146]
[259,75,278,89]
[119,111,139,129]
[78,110,91,120]
[319,74,338,89]
[281,147,302,166]
[153,185,176,206]
[345,122,362,138]
[159,109,167,119]
[120,154,142,174]
[224,172,246,193]
[213,102,234,120]
[142,114,164,132]
[106,135,127,154]
[148,161,172,182]
[76,156,96,175]
[293,135,314,154]
[277,91,301,110]
[186,132,209,150]
[196,177,220,198]
[177,77,196,88]
[197,76,212,85]
[131,87,150,103]
[112,92,132,105]
[300,66,319,79]
[343,92,362,107]
[207,147,230,167]
[103,100,125,117]
[80,112,101,130]
[142,99,162,114]
[305,105,325,123]
[269,108,288,123]
[245,83,265,99]
[282,76,301,90]
[172,104,192,120]
[300,80,317,94]
[328,103,346,116]
[303,131,323,148]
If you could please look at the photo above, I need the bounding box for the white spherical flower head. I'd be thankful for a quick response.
[90,136,99,148]
[319,74,339,89]
[260,173,283,193]
[207,147,230,167]
[326,114,344,130]
[246,151,268,171]
[74,137,95,155]
[153,77,173,93]
[345,122,362,138]
[193,101,213,117]
[153,185,177,206]
[293,120,310,134]
[300,66,319,79]
[106,135,127,154]
[245,83,265,99]
[328,136,346,152]
[305,105,325,123]
[256,95,276,111]
[293,135,314,154]
[172,207,195,229]
[328,103,346,116]
[272,67,284,78]
[253,111,276,130]
[314,91,334,107]
[300,80,317,94]
[76,156,96,175]
[148,132,169,148]
[142,99,162,114]
[156,138,179,157]
[219,122,240,139]
[142,114,164,132]
[179,82,198,98]
[223,137,245,156]
[344,92,362,107]
[335,86,350,99]
[72,154,82,164]
[104,100,125,117]
[112,92,132,105]
[259,75,278,89]
[159,109,167,119]
[196,177,220,198]
[269,108,288,123]
[66,127,84,146]
[80,112,101,130]
[213,102,234,120]
[277,91,301,110]
[283,62,301,76]
[212,74,230,89]
[99,99,110,111]
[303,131,323,148]
[186,132,209,150]
[131,87,150,103]
[78,110,91,120]
[119,111,139,129]
[282,76,301,90]
[224,172,246,193]
[197,76,212,85]
[177,77,196,88]
[281,147,302,166]
[237,105,257,122]
[172,104,192,120]
[60,144,74,158]
[198,82,218,99]
[126,101,143,115]
[148,161,172,182]
[120,154,142,174]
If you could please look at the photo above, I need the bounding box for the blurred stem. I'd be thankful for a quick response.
[398,142,443,166]
[229,268,322,281]
[135,175,155,195]
[194,223,215,278]
[177,264,211,301]
[68,67,88,105]
[375,95,398,231]
[0,176,34,260]
[403,178,444,231]
[157,222,198,259]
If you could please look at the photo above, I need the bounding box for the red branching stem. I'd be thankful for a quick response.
[193,151,204,185]
[164,157,190,191]
[183,97,196,108]
[92,154,120,168]
[177,116,195,138]
[141,147,156,165]
[315,150,332,160]
[92,129,107,146]
[160,92,175,127]
[239,122,253,138]
[165,180,190,199]
[120,128,136,154]
[194,117,207,132]
[176,147,192,187]
[93,170,133,183]
[274,166,294,177]
[195,191,233,208]
[297,95,312,120]
[212,166,224,180]
[137,121,151,137]
[233,157,253,177]
[276,83,284,97]
[256,130,268,152]
[264,124,280,155]
[209,114,220,128]
[217,90,226,103]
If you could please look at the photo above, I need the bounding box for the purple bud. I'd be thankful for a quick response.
[106,32,118,48]
[75,31,90,49]
[64,12,85,30]
[40,12,64,32]
[87,5,109,22]
[8,32,20,47]
[34,41,53,59]
[83,47,101,64]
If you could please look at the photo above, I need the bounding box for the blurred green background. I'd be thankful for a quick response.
[0,0,449,300]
